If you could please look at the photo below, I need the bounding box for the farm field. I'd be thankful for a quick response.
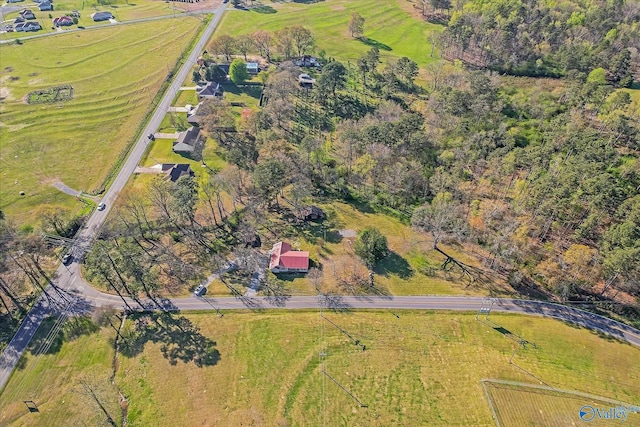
[0,0,200,41]
[0,17,204,226]
[218,0,442,68]
[0,311,639,426]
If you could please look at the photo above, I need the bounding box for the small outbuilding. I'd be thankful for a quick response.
[246,62,259,74]
[301,205,325,221]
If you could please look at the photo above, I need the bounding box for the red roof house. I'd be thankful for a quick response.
[269,242,309,273]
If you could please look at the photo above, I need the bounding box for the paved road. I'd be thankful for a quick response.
[2,0,640,398]
[0,8,213,44]
[0,1,229,393]
[52,181,82,197]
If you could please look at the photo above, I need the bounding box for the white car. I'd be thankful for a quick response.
[97,202,106,211]
[193,284,206,297]
[298,73,316,85]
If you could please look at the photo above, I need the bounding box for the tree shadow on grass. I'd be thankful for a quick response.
[221,83,263,100]
[119,312,220,367]
[26,314,99,357]
[359,37,392,51]
[253,5,276,13]
[374,251,413,279]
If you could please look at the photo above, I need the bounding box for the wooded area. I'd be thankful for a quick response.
[1,2,639,341]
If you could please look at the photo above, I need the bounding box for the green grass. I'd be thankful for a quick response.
[0,0,182,41]
[0,316,120,426]
[141,137,226,172]
[483,380,639,426]
[172,88,199,107]
[218,0,442,68]
[0,17,203,226]
[263,201,507,297]
[1,311,639,426]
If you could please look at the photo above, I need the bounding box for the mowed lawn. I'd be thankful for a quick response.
[1,311,639,426]
[234,201,506,298]
[0,17,204,226]
[219,0,442,67]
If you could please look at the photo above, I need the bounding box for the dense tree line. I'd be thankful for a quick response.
[207,26,315,63]
[438,0,640,82]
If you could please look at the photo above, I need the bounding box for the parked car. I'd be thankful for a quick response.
[97,202,106,211]
[148,134,155,141]
[193,284,206,297]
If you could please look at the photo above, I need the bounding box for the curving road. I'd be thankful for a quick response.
[2,0,640,397]
[0,0,229,393]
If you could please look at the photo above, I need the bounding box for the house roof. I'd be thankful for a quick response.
[176,126,200,145]
[172,127,200,152]
[187,103,203,124]
[53,16,73,24]
[269,242,309,271]
[301,205,325,220]
[166,164,194,182]
[197,81,223,98]
[92,11,113,20]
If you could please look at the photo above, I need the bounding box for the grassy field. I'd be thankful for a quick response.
[1,311,639,426]
[218,0,442,68]
[0,0,189,41]
[0,17,204,226]
[483,380,639,426]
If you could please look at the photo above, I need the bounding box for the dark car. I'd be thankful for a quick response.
[62,253,72,265]
[148,134,155,141]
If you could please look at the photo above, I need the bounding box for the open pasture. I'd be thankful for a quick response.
[1,311,639,426]
[0,17,203,226]
[218,0,442,68]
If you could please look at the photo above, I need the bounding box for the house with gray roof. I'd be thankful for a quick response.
[38,1,52,11]
[197,81,223,99]
[19,9,35,19]
[91,11,113,21]
[172,127,201,154]
[160,164,195,182]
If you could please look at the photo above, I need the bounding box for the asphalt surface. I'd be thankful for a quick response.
[0,2,229,393]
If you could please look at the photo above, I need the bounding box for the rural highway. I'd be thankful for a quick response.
[2,0,640,400]
[0,0,229,393]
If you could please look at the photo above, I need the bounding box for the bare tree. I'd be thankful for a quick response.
[290,26,315,57]
[209,35,236,62]
[252,30,273,62]
[235,34,255,61]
